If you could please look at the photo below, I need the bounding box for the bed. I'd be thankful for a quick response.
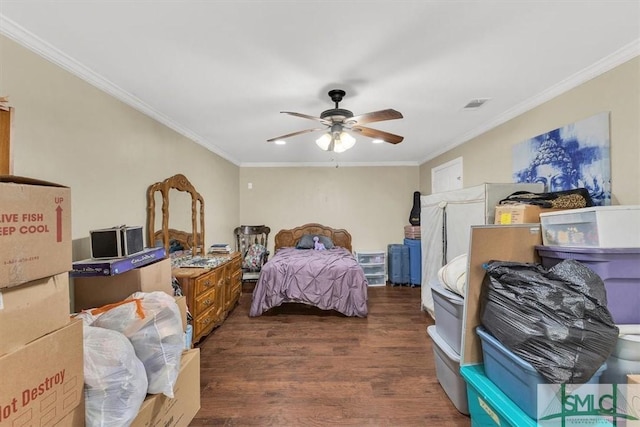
[249,223,368,317]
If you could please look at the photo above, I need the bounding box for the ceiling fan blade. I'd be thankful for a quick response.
[282,111,332,125]
[347,109,403,125]
[351,126,404,144]
[267,128,323,142]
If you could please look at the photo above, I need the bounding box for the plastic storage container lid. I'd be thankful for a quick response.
[429,279,464,304]
[614,334,640,360]
[536,245,640,254]
[427,325,460,363]
[539,205,640,217]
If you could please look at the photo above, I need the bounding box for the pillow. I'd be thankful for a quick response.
[243,243,266,269]
[296,234,315,249]
[296,234,335,249]
[318,235,335,249]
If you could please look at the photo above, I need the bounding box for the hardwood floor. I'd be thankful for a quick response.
[191,285,471,426]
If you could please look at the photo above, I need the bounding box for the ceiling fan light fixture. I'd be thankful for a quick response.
[315,130,356,153]
[269,89,404,150]
[315,133,332,151]
[334,132,356,153]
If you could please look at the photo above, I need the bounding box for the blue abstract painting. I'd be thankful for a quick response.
[513,112,611,205]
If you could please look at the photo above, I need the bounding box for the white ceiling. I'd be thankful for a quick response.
[1,1,639,167]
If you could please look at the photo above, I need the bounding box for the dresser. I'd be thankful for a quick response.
[172,251,242,344]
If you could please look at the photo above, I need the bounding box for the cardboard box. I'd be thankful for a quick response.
[131,348,201,427]
[0,272,71,356]
[73,258,172,312]
[54,397,85,427]
[494,204,565,224]
[71,246,166,277]
[175,295,187,332]
[0,319,83,426]
[0,175,71,289]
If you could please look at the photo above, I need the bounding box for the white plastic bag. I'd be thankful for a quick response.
[91,291,184,397]
[83,325,147,427]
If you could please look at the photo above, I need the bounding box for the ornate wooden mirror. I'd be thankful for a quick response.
[146,174,205,255]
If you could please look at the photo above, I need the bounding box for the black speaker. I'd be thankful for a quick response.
[90,225,144,259]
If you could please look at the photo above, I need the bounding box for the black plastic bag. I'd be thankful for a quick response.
[480,259,618,384]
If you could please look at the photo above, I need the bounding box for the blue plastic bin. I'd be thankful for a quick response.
[476,326,606,420]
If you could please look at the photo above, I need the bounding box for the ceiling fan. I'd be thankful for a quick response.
[267,89,404,153]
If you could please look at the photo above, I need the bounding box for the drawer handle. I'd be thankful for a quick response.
[203,299,212,306]
[202,317,211,325]
[202,280,212,288]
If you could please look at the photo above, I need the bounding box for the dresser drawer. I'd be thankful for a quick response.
[193,305,218,339]
[229,256,241,271]
[195,269,222,294]
[194,287,216,314]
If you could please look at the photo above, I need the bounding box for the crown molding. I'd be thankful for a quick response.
[420,38,640,165]
[240,161,420,168]
[2,14,636,169]
[0,14,240,166]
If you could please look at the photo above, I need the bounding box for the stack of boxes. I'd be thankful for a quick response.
[536,206,640,388]
[70,223,201,426]
[0,176,84,426]
[0,176,202,426]
[427,280,468,414]
[459,224,549,426]
[455,208,640,426]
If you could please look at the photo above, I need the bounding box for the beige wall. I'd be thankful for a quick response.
[239,166,420,255]
[419,57,640,205]
[0,35,240,259]
[4,31,637,263]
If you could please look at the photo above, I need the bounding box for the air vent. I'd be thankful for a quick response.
[463,98,490,109]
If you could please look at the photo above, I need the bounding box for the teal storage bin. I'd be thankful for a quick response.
[461,364,536,427]
[476,326,606,420]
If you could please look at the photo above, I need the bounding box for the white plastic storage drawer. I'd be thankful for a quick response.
[362,264,385,276]
[366,274,386,287]
[540,205,640,247]
[356,251,385,264]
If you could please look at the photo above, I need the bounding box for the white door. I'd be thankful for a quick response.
[431,157,463,193]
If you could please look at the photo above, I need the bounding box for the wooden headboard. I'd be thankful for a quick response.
[274,223,352,253]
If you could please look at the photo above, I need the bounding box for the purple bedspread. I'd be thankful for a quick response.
[249,247,368,317]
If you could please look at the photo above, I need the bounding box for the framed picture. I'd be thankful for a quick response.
[512,112,611,205]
